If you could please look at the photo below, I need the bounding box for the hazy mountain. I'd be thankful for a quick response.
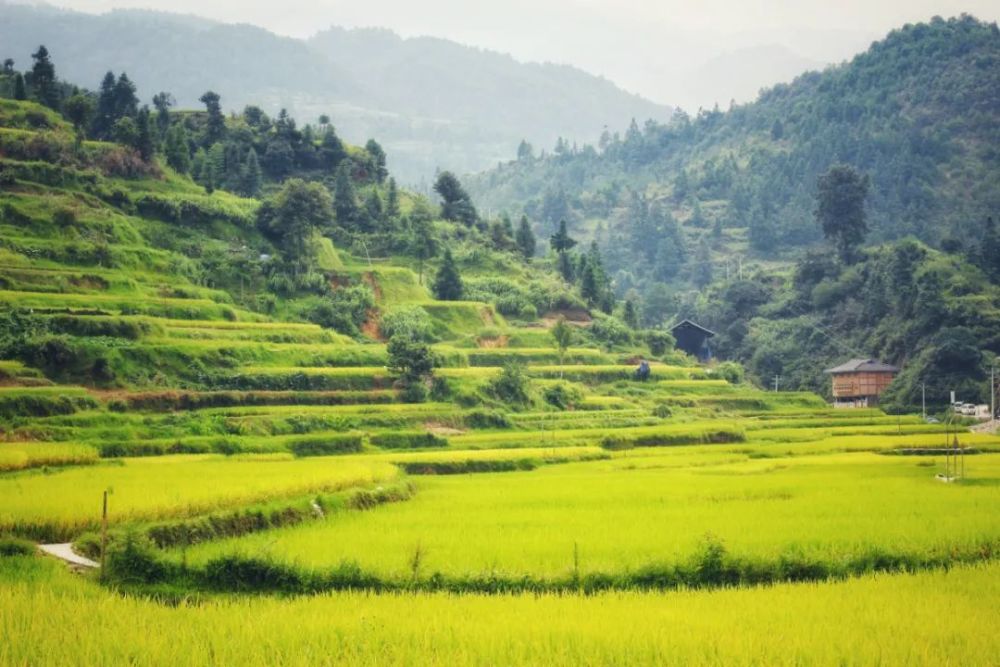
[0,2,672,183]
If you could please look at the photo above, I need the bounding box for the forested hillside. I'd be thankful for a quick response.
[0,3,670,182]
[469,16,1000,406]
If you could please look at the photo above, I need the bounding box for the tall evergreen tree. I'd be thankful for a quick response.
[30,45,59,109]
[63,94,94,134]
[199,91,226,145]
[135,106,154,161]
[319,126,346,169]
[165,123,191,174]
[151,92,174,138]
[557,251,575,282]
[92,71,117,139]
[333,160,361,227]
[515,215,536,260]
[434,171,477,226]
[242,148,262,197]
[433,248,464,300]
[815,164,871,263]
[365,189,384,229]
[365,139,388,183]
[549,219,577,253]
[386,178,401,220]
[12,73,26,101]
[112,73,138,120]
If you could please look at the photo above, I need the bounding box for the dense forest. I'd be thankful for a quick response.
[0,3,670,182]
[467,16,1000,408]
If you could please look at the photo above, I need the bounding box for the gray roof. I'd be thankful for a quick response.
[824,358,899,374]
[670,319,716,337]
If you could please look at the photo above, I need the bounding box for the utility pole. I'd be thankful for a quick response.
[738,256,743,281]
[99,489,108,581]
[922,382,926,420]
[991,366,996,422]
[773,375,780,392]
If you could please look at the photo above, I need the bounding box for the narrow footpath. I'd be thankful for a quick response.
[38,543,99,569]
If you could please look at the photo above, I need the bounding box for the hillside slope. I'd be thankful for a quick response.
[0,3,671,182]
[470,16,1000,250]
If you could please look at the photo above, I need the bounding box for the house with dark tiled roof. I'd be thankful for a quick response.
[824,358,899,408]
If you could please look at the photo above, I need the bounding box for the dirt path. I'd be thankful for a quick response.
[38,543,99,569]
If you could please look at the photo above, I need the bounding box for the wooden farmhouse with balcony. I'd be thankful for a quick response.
[824,358,899,408]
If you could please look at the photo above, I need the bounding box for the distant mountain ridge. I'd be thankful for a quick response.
[0,2,672,183]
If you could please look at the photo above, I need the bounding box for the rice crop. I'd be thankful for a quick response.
[1,556,996,665]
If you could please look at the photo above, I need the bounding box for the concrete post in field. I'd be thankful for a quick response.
[100,490,108,580]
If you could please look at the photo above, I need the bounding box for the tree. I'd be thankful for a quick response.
[242,148,262,197]
[13,73,27,101]
[1,59,13,74]
[135,106,154,161]
[319,126,346,169]
[112,117,139,150]
[164,123,191,174]
[433,248,463,300]
[365,139,388,183]
[333,160,361,227]
[549,219,577,253]
[92,72,117,138]
[622,299,639,329]
[434,171,477,226]
[409,203,438,285]
[112,73,138,120]
[199,91,226,145]
[386,178,401,220]
[264,179,334,268]
[579,259,600,307]
[365,189,384,228]
[517,139,534,161]
[815,164,871,263]
[557,251,575,282]
[30,45,59,109]
[515,215,536,260]
[387,334,436,401]
[151,92,174,138]
[550,316,573,372]
[63,94,94,134]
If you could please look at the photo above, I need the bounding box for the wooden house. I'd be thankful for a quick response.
[670,320,715,362]
[824,358,898,408]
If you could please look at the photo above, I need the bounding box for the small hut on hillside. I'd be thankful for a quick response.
[670,320,715,362]
[824,358,898,408]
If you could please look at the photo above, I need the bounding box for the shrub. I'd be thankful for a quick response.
[202,555,303,593]
[0,537,34,557]
[644,329,676,356]
[370,432,447,449]
[543,382,583,409]
[653,404,673,418]
[590,314,632,347]
[712,361,745,384]
[288,435,363,457]
[104,533,170,585]
[464,409,512,429]
[379,306,434,342]
[305,284,375,336]
[484,361,532,406]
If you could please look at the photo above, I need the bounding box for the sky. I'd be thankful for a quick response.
[17,0,1000,108]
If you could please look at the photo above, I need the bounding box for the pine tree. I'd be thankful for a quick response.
[30,45,59,110]
[135,106,154,161]
[515,215,536,260]
[112,73,138,120]
[365,139,388,183]
[433,249,464,300]
[199,91,226,145]
[579,260,600,307]
[165,124,191,174]
[550,219,577,253]
[334,161,360,227]
[815,164,870,263]
[242,148,262,197]
[557,251,575,282]
[151,92,173,138]
[191,147,207,182]
[365,189,384,229]
[981,216,1000,282]
[13,73,26,101]
[386,178,401,220]
[92,71,117,139]
[622,299,639,329]
[434,171,477,226]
